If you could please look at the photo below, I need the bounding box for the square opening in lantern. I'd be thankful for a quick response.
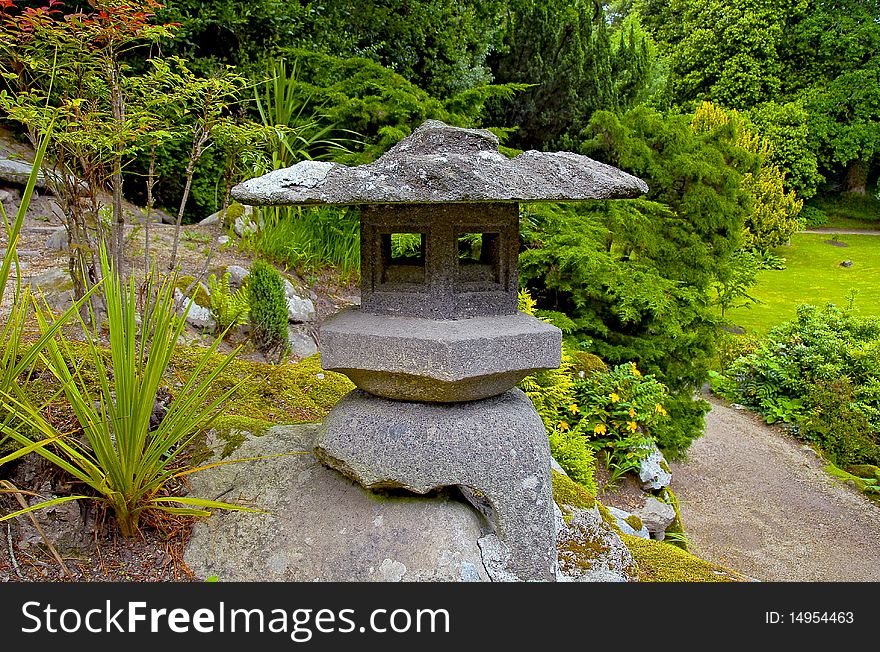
[457,232,500,285]
[381,232,426,285]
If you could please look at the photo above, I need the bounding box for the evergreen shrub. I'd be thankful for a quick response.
[247,260,289,356]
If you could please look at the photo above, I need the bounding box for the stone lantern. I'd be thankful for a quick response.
[232,120,647,581]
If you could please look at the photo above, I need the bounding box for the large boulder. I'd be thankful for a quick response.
[183,424,492,582]
[0,157,87,194]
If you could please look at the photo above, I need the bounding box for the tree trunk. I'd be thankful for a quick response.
[112,154,125,275]
[843,159,869,195]
[168,128,208,273]
[109,58,126,277]
[144,146,156,278]
[167,154,197,273]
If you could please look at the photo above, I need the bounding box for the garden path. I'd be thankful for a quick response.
[668,395,880,581]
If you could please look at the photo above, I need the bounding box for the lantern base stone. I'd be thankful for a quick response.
[314,388,557,581]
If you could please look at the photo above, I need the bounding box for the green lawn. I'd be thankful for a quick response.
[725,232,880,334]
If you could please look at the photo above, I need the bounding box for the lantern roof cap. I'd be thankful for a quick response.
[231,120,648,207]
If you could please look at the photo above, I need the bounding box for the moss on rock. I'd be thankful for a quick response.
[658,487,688,551]
[826,463,880,500]
[20,345,353,465]
[224,201,246,223]
[551,469,596,513]
[844,464,880,481]
[621,533,745,582]
[557,508,638,580]
[168,349,353,425]
[569,351,607,377]
[174,275,210,307]
[624,514,644,531]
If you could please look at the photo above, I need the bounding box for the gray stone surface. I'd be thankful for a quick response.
[232,120,648,206]
[183,424,492,582]
[320,308,561,402]
[637,496,677,539]
[287,324,318,359]
[0,158,46,188]
[359,203,520,319]
[637,442,672,491]
[556,507,637,582]
[44,227,68,251]
[199,212,219,226]
[29,268,72,293]
[0,158,86,194]
[174,288,216,332]
[287,294,315,323]
[314,388,557,580]
[16,482,92,555]
[607,506,650,538]
[232,205,260,237]
[225,264,249,288]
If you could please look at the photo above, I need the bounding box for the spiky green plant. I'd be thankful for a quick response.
[254,58,352,169]
[251,205,360,282]
[0,247,264,536]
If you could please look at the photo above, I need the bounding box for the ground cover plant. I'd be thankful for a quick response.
[715,304,880,474]
[806,192,880,230]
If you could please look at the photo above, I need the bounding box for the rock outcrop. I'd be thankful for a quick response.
[184,424,492,582]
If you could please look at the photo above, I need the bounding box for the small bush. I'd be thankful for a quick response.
[720,303,880,464]
[247,260,289,356]
[799,205,828,228]
[572,362,670,445]
[805,379,879,467]
[716,330,760,374]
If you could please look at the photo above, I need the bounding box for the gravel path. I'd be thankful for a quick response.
[668,396,880,581]
[802,228,880,235]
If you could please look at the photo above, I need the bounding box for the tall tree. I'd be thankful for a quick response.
[488,0,657,149]
[791,0,880,194]
[636,0,880,195]
[160,0,506,99]
[520,106,755,455]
